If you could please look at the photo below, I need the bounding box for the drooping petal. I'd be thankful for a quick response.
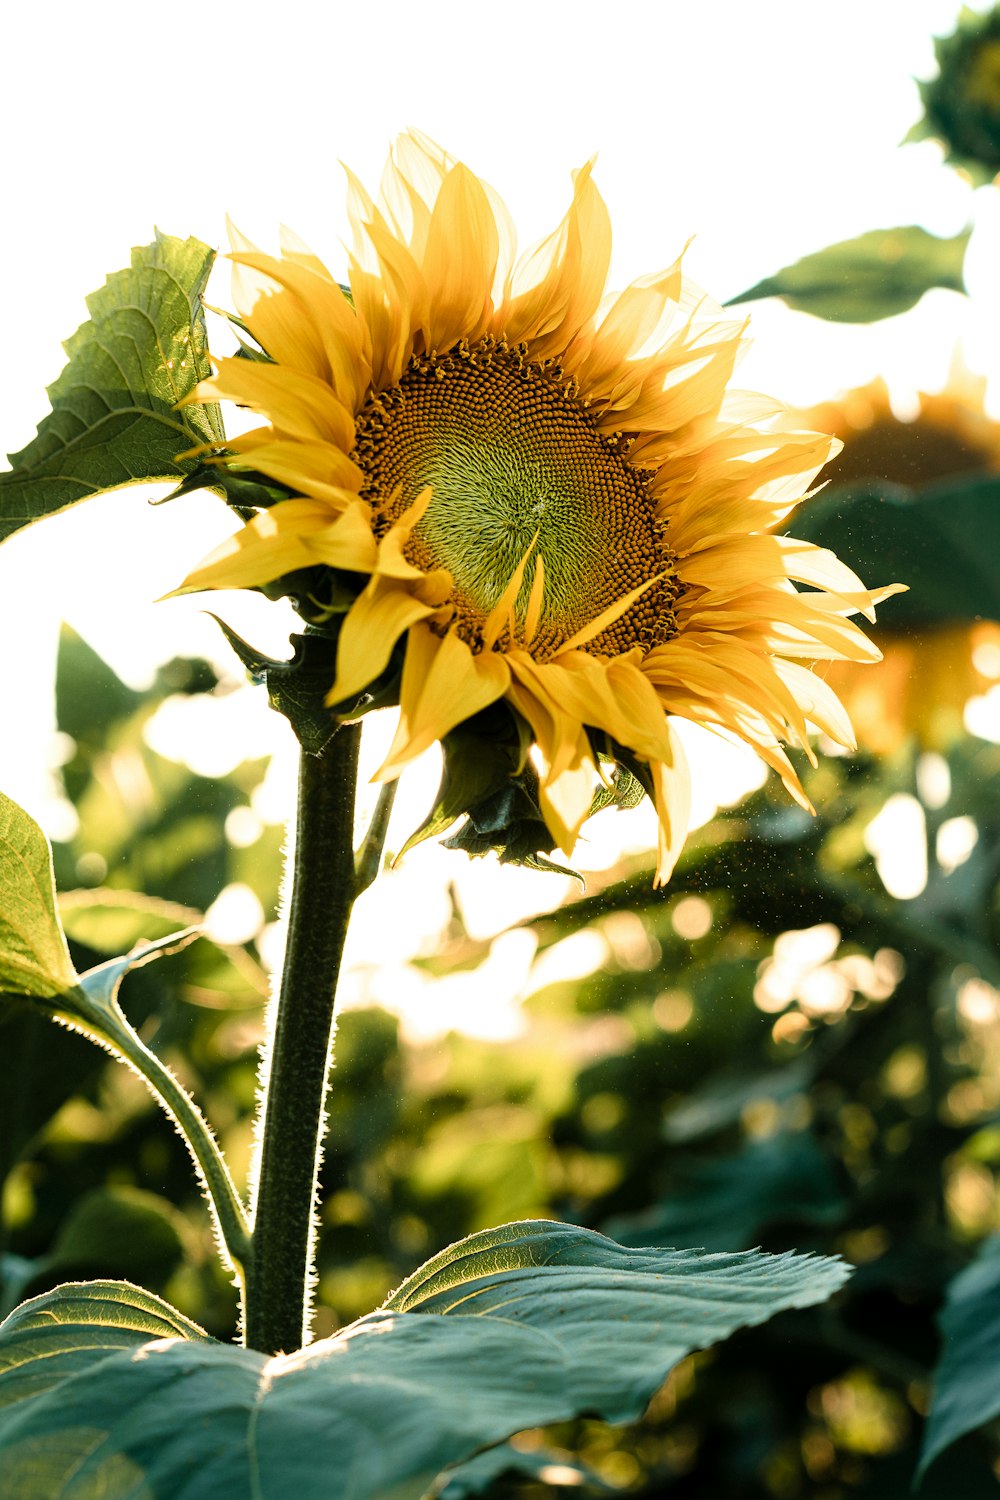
[327,579,440,705]
[647,725,691,887]
[377,628,511,776]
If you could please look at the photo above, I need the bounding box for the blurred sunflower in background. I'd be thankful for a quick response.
[796,362,1000,754]
[179,131,898,882]
[909,3,1000,183]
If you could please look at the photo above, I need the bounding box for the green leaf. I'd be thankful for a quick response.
[0,1001,103,1206]
[604,1133,846,1251]
[58,888,204,957]
[919,1234,1000,1481]
[0,790,78,999]
[3,1190,185,1316]
[0,1225,849,1499]
[726,225,970,323]
[788,474,1000,628]
[0,233,223,545]
[436,1444,605,1500]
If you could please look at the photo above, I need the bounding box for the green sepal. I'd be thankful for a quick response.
[397,721,526,859]
[726,225,970,324]
[400,707,580,879]
[209,617,402,754]
[0,233,223,545]
[162,461,292,516]
[442,769,581,882]
[588,761,647,817]
[208,618,342,754]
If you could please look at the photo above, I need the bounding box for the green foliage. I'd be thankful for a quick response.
[0,790,78,999]
[0,234,223,544]
[0,1227,846,1500]
[920,1235,1000,1480]
[908,5,1000,183]
[789,474,1000,629]
[727,226,970,323]
[3,621,1000,1492]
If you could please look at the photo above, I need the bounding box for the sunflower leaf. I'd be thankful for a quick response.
[726,225,970,323]
[0,1227,849,1499]
[919,1234,1000,1481]
[787,473,1000,626]
[0,233,222,544]
[0,790,78,1000]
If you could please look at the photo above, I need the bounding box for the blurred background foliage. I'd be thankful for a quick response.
[5,8,1000,1496]
[2,576,1000,1497]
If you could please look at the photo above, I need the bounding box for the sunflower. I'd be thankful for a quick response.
[794,367,1000,754]
[178,131,899,883]
[908,4,1000,184]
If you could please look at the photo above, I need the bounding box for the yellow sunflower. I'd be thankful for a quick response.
[178,130,899,883]
[795,366,1000,753]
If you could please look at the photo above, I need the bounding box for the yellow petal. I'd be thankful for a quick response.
[182,359,355,450]
[327,579,437,705]
[501,160,611,353]
[177,499,352,593]
[530,651,675,765]
[481,535,537,649]
[230,251,371,411]
[377,628,511,777]
[556,572,665,655]
[303,501,379,572]
[229,438,363,500]
[422,164,500,352]
[647,727,691,887]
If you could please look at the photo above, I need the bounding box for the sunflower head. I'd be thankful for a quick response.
[179,131,900,883]
[909,5,1000,184]
[792,365,1000,754]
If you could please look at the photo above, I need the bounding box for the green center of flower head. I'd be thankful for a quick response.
[353,337,680,657]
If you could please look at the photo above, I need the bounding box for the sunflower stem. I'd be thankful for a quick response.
[244,724,361,1355]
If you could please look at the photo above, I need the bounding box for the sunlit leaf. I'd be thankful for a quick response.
[727,225,970,323]
[789,474,1000,628]
[0,791,77,999]
[0,233,222,544]
[919,1234,1000,1481]
[0,1224,849,1499]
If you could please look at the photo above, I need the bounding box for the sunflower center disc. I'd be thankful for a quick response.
[353,338,679,657]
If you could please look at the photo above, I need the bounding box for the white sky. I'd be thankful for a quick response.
[0,1,996,1032]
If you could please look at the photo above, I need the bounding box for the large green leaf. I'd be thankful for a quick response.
[726,225,969,323]
[0,791,78,999]
[789,474,1000,628]
[919,1234,1000,1482]
[0,233,222,545]
[0,1222,849,1499]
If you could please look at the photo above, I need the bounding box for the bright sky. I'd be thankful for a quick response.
[1,0,995,1033]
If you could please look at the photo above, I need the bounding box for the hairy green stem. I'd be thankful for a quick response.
[244,724,362,1355]
[60,993,251,1286]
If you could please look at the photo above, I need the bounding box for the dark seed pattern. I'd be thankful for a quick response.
[353,337,680,658]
